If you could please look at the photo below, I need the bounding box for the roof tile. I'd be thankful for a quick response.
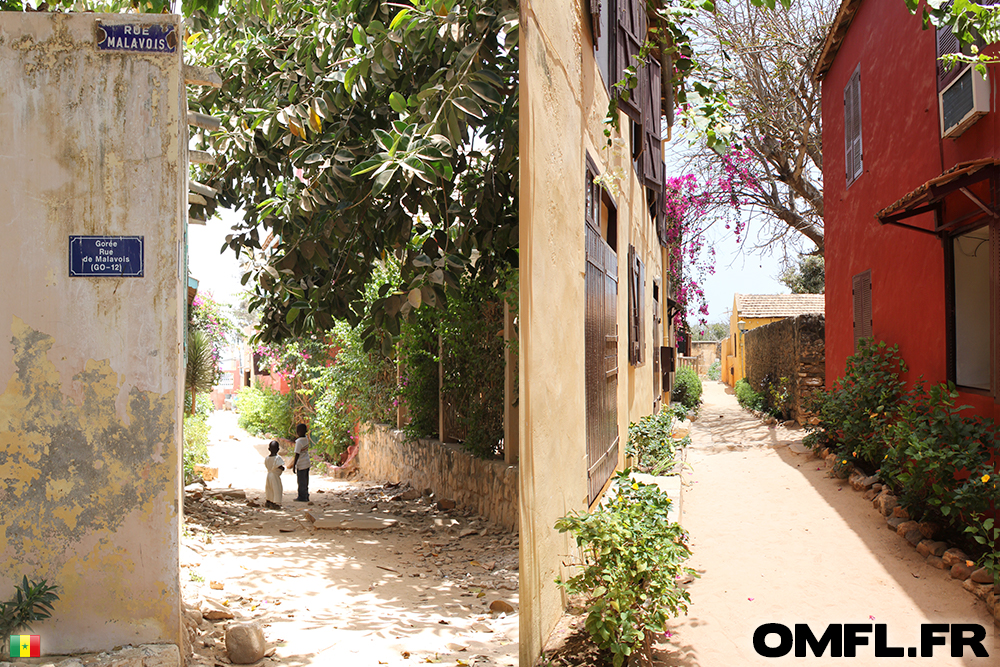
[735,293,825,318]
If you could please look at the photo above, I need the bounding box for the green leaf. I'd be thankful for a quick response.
[286,308,300,324]
[452,97,485,119]
[304,153,324,165]
[371,167,396,196]
[352,25,366,46]
[389,91,408,114]
[389,8,411,30]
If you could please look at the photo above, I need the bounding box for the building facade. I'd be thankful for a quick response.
[519,0,676,661]
[816,0,1000,421]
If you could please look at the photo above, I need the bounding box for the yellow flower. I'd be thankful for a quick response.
[982,474,991,484]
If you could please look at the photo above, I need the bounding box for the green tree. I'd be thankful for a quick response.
[779,254,824,293]
[693,320,728,341]
[188,0,518,346]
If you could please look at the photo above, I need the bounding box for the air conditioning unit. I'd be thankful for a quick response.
[940,64,990,138]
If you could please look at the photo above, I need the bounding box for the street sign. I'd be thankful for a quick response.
[96,23,177,54]
[69,236,144,278]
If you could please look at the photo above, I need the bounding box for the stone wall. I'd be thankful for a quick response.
[743,314,825,424]
[690,341,719,375]
[358,423,518,532]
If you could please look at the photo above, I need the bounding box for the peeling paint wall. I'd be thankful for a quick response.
[519,1,669,662]
[0,12,184,653]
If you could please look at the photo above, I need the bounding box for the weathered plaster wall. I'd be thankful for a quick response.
[358,423,518,531]
[0,12,185,654]
[519,1,668,662]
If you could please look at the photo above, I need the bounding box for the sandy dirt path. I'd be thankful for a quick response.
[181,411,518,667]
[654,381,996,666]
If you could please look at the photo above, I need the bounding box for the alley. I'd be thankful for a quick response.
[655,381,997,666]
[180,412,518,667]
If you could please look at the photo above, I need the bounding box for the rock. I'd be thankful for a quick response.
[874,491,897,516]
[895,520,919,537]
[962,578,993,600]
[302,509,317,523]
[987,592,997,614]
[917,522,940,539]
[208,488,246,500]
[184,607,203,628]
[863,488,878,501]
[489,599,515,614]
[904,529,924,546]
[951,562,973,580]
[871,483,883,492]
[916,540,936,557]
[861,475,879,488]
[848,471,867,491]
[886,516,906,531]
[459,527,478,538]
[942,548,969,568]
[209,581,224,590]
[972,567,995,585]
[926,555,947,570]
[193,465,218,482]
[891,505,910,519]
[185,482,205,499]
[437,498,457,511]
[313,515,397,531]
[394,488,421,501]
[202,598,235,620]
[226,622,266,664]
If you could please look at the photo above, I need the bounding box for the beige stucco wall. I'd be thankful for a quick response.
[519,1,668,662]
[0,12,185,653]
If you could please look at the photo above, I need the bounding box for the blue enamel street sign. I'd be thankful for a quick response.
[96,23,177,54]
[69,236,144,278]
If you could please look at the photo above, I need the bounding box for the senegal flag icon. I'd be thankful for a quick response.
[8,634,40,658]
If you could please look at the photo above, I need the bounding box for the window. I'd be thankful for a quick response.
[950,226,991,390]
[844,64,863,187]
[852,269,872,351]
[590,0,612,92]
[628,244,645,366]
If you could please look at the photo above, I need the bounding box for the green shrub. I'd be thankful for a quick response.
[805,339,907,472]
[626,406,687,475]
[237,383,293,439]
[184,392,215,417]
[880,382,999,525]
[706,360,721,381]
[734,378,766,413]
[399,304,440,441]
[555,472,696,667]
[183,413,210,484]
[671,367,702,410]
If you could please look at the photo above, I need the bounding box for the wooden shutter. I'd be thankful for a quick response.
[937,25,963,91]
[628,244,637,365]
[615,0,645,123]
[585,172,619,504]
[640,57,664,191]
[844,65,862,186]
[638,254,646,364]
[852,269,872,351]
[993,220,1000,402]
[590,0,602,42]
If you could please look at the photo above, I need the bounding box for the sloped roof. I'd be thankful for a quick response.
[735,294,826,318]
[814,0,864,81]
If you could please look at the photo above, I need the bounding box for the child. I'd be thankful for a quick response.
[264,440,284,509]
[290,423,310,502]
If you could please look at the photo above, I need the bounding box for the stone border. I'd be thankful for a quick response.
[807,446,1000,627]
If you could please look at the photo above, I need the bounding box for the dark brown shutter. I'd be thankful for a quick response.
[937,25,962,91]
[628,244,637,365]
[638,254,646,364]
[844,65,862,186]
[852,269,872,351]
[590,0,602,42]
[640,57,663,191]
[615,0,645,124]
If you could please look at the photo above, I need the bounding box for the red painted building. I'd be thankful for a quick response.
[816,0,1000,421]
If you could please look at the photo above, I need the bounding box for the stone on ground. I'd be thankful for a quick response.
[225,622,266,664]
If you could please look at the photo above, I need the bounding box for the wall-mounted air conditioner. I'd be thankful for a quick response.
[940,64,990,138]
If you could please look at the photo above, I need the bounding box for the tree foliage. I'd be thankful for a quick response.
[779,254,824,294]
[188,0,518,346]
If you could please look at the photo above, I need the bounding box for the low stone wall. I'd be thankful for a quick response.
[744,314,825,424]
[358,423,518,532]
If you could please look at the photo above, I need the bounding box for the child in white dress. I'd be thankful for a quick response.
[264,440,284,509]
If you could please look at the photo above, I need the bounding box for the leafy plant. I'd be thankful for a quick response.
[555,473,696,667]
[626,406,687,475]
[186,328,217,416]
[183,414,211,485]
[0,576,59,638]
[236,383,294,440]
[964,513,1000,587]
[879,382,999,525]
[706,359,721,381]
[734,378,766,413]
[761,374,792,420]
[804,339,907,473]
[671,366,703,410]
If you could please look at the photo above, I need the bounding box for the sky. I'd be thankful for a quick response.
[187,207,246,304]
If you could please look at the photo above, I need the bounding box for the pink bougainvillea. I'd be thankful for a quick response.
[662,147,759,333]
